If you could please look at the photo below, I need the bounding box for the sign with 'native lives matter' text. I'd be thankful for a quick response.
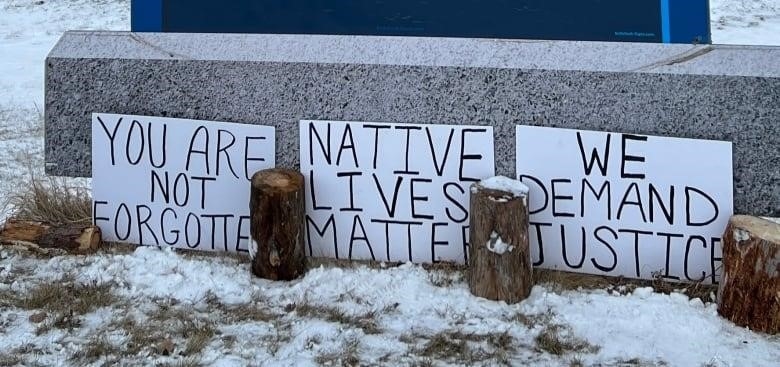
[516,126,733,284]
[92,113,275,252]
[301,120,494,263]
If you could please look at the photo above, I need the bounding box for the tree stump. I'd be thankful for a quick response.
[249,168,306,281]
[467,176,532,304]
[718,215,780,333]
[0,219,101,253]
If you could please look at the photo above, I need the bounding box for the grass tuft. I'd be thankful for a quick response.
[2,172,91,226]
[70,335,120,364]
[315,338,360,366]
[23,281,115,314]
[288,302,382,334]
[534,324,599,356]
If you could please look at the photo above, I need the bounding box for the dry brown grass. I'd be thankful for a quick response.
[534,268,717,302]
[534,324,599,356]
[0,279,118,335]
[2,172,91,226]
[14,281,115,314]
[405,329,517,365]
[287,301,383,334]
[70,335,120,365]
[0,353,22,366]
[315,338,360,366]
[159,357,204,367]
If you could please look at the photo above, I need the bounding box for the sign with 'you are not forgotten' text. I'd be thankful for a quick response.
[301,120,495,263]
[92,113,275,252]
[516,125,733,283]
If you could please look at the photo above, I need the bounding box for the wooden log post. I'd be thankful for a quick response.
[0,219,101,253]
[467,176,532,304]
[717,215,780,333]
[249,168,306,281]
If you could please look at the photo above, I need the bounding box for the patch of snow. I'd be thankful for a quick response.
[734,228,751,242]
[486,231,514,255]
[480,176,529,197]
[249,239,258,260]
[711,0,780,45]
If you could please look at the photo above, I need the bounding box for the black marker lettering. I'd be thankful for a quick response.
[186,126,210,174]
[97,116,121,165]
[362,124,391,169]
[337,124,359,167]
[93,200,109,226]
[373,174,403,217]
[126,120,145,165]
[519,175,549,214]
[684,235,708,281]
[551,179,575,217]
[191,176,216,210]
[561,225,586,269]
[135,205,159,246]
[410,178,434,220]
[244,136,267,180]
[393,125,422,175]
[160,208,179,245]
[592,226,618,272]
[620,134,647,179]
[216,129,239,178]
[658,232,684,280]
[581,179,611,220]
[618,229,653,277]
[309,170,332,210]
[115,203,132,241]
[685,186,719,226]
[529,222,552,266]
[173,173,190,207]
[150,170,170,204]
[443,182,468,223]
[426,127,454,176]
[308,122,331,165]
[459,128,487,182]
[305,214,336,257]
[430,222,448,263]
[337,172,363,212]
[617,182,648,222]
[147,122,167,168]
[235,216,250,253]
[576,132,611,176]
[649,184,675,225]
[348,215,374,260]
[185,212,201,249]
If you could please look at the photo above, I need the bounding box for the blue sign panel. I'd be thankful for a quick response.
[131,0,710,44]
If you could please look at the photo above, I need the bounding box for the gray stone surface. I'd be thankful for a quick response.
[45,31,780,216]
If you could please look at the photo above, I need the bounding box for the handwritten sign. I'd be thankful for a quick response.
[516,125,733,283]
[92,113,275,252]
[301,120,495,263]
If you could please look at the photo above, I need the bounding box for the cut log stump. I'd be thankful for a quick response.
[467,176,532,304]
[717,215,780,334]
[249,168,306,281]
[0,219,101,253]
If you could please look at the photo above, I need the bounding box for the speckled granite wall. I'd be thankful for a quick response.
[45,32,780,216]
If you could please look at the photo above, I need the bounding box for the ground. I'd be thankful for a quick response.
[1,0,779,366]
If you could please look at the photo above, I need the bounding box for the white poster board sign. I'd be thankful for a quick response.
[516,125,733,283]
[92,113,275,252]
[301,120,495,263]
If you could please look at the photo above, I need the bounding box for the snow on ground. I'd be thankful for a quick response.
[1,246,779,366]
[1,0,779,366]
[711,0,780,45]
[0,0,128,218]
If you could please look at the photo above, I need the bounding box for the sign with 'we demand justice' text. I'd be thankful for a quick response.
[301,120,494,263]
[92,113,275,252]
[516,125,733,283]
